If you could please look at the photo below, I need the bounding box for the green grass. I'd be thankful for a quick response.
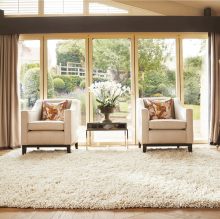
[112,112,130,116]
[119,102,129,112]
[112,102,130,116]
[184,104,200,120]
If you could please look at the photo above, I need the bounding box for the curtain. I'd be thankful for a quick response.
[209,33,220,145]
[0,34,20,148]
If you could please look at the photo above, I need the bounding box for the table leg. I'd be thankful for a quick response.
[124,130,126,148]
[90,131,91,147]
[127,129,128,149]
[86,130,88,150]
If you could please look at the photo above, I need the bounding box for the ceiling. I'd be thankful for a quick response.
[114,0,220,16]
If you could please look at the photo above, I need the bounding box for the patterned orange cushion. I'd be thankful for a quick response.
[42,100,68,121]
[145,98,172,120]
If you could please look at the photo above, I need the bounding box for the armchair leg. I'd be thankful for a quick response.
[177,146,179,148]
[143,144,147,153]
[75,142,78,149]
[22,146,26,155]
[188,144,192,152]
[67,145,71,153]
[139,142,141,148]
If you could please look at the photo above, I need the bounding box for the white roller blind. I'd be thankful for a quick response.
[89,3,128,14]
[0,0,38,15]
[44,0,83,14]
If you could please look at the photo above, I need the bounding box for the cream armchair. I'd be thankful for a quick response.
[137,97,193,152]
[21,99,79,155]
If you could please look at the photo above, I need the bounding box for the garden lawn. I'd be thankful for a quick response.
[112,112,130,116]
[184,104,200,120]
[119,102,129,112]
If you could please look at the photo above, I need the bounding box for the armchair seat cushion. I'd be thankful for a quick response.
[149,119,186,130]
[28,121,64,131]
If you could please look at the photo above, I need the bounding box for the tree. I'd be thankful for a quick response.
[55,38,184,98]
[56,39,131,86]
[56,40,85,67]
[138,39,174,97]
[23,68,54,107]
[138,39,172,73]
[93,39,131,85]
[183,56,203,105]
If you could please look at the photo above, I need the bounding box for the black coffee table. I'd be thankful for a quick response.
[86,122,128,150]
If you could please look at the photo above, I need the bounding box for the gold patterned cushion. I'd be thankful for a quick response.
[145,98,172,120]
[42,100,68,121]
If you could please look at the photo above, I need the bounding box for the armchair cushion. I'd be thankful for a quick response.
[28,121,64,131]
[149,119,186,130]
[145,98,173,120]
[43,100,68,121]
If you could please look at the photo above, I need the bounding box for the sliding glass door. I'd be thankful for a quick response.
[182,38,208,140]
[91,38,134,143]
[18,39,42,110]
[46,39,86,143]
[19,33,208,144]
[138,38,177,98]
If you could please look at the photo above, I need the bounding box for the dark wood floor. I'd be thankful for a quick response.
[1,145,220,219]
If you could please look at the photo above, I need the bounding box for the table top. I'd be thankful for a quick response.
[87,122,127,130]
[87,122,127,124]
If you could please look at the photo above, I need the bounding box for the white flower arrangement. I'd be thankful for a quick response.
[89,81,131,108]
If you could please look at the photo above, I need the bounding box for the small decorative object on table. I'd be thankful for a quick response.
[97,106,114,123]
[89,81,131,123]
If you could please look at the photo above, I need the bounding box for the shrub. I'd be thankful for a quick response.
[23,68,40,107]
[153,93,163,97]
[53,75,83,93]
[23,68,54,107]
[20,63,40,83]
[47,72,54,99]
[158,83,168,96]
[93,77,108,83]
[53,78,65,89]
[79,80,86,89]
[67,89,86,115]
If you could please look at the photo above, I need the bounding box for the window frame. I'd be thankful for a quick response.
[19,32,208,145]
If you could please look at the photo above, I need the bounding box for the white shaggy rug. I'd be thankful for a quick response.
[1,148,220,209]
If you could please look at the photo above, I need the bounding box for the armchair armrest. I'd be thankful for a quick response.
[21,100,42,145]
[137,98,149,144]
[64,100,80,145]
[174,98,193,143]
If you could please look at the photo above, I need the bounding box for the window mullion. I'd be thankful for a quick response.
[39,0,44,16]
[176,36,181,100]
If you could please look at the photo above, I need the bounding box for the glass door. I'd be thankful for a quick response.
[91,38,133,144]
[46,39,87,143]
[182,38,208,140]
[18,40,42,110]
[137,38,177,98]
